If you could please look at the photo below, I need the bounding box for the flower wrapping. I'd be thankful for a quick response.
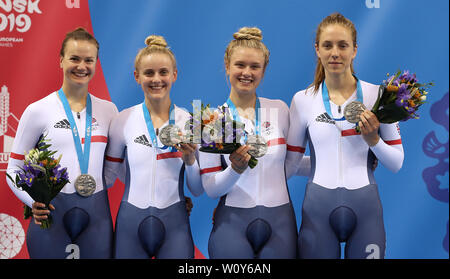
[7,135,69,229]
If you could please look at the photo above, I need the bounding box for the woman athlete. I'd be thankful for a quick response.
[6,28,118,258]
[286,13,404,259]
[199,27,309,259]
[104,35,203,258]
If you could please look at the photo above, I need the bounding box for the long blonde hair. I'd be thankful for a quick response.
[312,13,357,92]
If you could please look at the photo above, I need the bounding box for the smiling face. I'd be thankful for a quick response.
[226,47,265,96]
[315,24,357,78]
[60,39,98,88]
[134,53,177,101]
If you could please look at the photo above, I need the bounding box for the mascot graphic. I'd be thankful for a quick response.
[422,92,449,253]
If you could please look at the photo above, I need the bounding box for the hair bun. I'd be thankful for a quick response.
[145,35,168,48]
[233,27,263,41]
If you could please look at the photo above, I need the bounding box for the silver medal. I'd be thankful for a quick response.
[74,174,96,197]
[159,124,183,147]
[246,134,268,158]
[344,101,367,123]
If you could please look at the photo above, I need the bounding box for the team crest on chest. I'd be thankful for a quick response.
[91,118,99,130]
[261,121,274,135]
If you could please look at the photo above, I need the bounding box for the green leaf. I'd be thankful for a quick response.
[248,157,258,169]
[23,205,32,220]
[39,144,52,151]
[39,215,52,229]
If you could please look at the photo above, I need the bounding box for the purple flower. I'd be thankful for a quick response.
[385,75,400,87]
[52,164,68,183]
[399,70,418,84]
[406,106,416,113]
[201,141,216,148]
[16,168,36,187]
[395,84,411,107]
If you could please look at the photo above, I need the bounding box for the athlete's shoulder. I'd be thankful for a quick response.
[291,84,318,107]
[116,103,141,120]
[259,97,288,110]
[174,104,191,117]
[90,94,119,114]
[25,92,58,115]
[108,104,141,136]
[360,80,380,93]
[258,97,289,121]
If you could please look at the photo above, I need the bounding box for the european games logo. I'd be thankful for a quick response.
[0,0,42,33]
[0,213,25,259]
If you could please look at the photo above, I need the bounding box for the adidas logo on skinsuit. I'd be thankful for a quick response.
[134,135,152,147]
[54,119,71,129]
[315,113,335,124]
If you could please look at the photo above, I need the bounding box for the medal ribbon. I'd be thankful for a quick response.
[322,77,363,121]
[142,102,177,151]
[57,88,92,174]
[226,96,261,136]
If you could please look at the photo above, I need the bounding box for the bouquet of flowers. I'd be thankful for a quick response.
[345,70,433,130]
[158,102,267,169]
[6,135,69,229]
[372,70,434,123]
[187,103,262,168]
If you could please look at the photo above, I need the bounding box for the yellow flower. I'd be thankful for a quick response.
[386,85,399,92]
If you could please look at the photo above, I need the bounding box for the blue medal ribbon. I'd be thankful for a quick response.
[142,102,177,151]
[226,96,261,136]
[57,88,92,174]
[322,77,363,121]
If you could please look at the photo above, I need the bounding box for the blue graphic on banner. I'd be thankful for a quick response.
[422,92,449,253]
[88,0,449,258]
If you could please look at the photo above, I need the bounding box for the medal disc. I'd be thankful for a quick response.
[344,101,367,124]
[159,124,183,147]
[74,174,96,197]
[246,134,268,158]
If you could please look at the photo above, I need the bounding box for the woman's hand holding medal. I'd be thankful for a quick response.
[359,110,380,147]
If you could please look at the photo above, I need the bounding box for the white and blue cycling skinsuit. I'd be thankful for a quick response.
[199,97,309,259]
[6,91,118,258]
[104,103,203,259]
[286,79,404,259]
